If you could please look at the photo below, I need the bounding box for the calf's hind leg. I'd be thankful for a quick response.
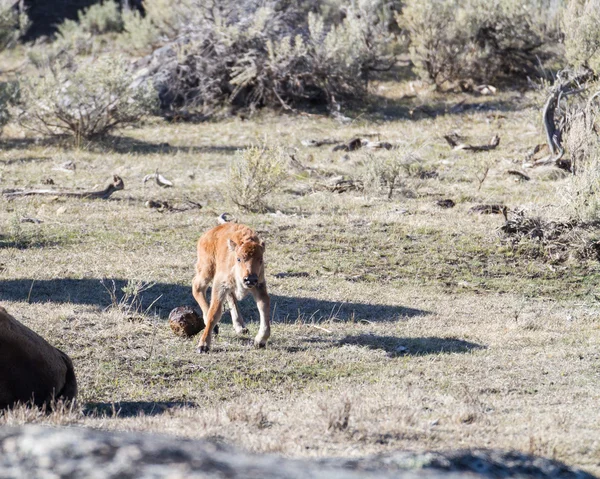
[192,270,211,321]
[228,294,248,335]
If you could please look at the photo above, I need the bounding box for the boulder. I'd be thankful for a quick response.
[0,426,593,479]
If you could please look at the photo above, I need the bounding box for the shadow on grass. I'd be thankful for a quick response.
[339,334,484,356]
[98,135,247,156]
[0,134,246,156]
[0,278,429,323]
[83,400,196,418]
[360,95,528,123]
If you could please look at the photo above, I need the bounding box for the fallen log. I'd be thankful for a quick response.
[444,134,500,152]
[506,170,531,181]
[3,175,124,200]
[469,204,507,215]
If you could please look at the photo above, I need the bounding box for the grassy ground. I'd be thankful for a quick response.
[2,77,600,474]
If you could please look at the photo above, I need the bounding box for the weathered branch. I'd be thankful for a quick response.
[444,134,500,152]
[3,175,124,200]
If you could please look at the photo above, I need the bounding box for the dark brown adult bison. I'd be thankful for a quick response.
[0,306,77,409]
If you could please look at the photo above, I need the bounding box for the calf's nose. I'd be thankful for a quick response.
[243,275,258,287]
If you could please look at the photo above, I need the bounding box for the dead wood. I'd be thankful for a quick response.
[301,138,340,147]
[319,176,364,193]
[364,141,393,150]
[3,175,124,200]
[436,199,455,208]
[525,143,549,163]
[19,217,43,224]
[444,134,500,152]
[145,198,202,213]
[507,170,531,181]
[333,138,363,152]
[469,204,506,214]
[274,272,310,278]
[331,138,393,152]
[534,68,595,168]
[501,211,576,240]
[143,169,174,188]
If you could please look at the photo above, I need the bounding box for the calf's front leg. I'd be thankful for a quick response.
[252,283,271,348]
[197,285,225,353]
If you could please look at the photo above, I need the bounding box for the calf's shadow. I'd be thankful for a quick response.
[0,277,429,324]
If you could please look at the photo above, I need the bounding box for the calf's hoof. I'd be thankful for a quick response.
[239,327,249,335]
[254,341,267,349]
[196,345,210,353]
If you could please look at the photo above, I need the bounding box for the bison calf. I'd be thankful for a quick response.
[192,223,270,352]
[0,306,77,409]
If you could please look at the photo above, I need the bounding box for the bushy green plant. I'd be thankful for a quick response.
[563,89,600,221]
[123,0,395,112]
[563,0,600,72]
[399,0,548,88]
[15,56,159,141]
[363,151,419,199]
[0,0,28,134]
[55,1,123,55]
[227,145,288,212]
[0,0,29,50]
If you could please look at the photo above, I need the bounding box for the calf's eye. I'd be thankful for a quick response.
[237,258,241,263]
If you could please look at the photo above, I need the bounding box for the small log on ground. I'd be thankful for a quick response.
[469,204,507,215]
[301,138,340,147]
[507,170,531,181]
[444,134,500,152]
[3,175,124,200]
[436,199,456,208]
[321,176,364,193]
[333,138,363,152]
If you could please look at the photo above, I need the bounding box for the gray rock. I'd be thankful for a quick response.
[0,426,594,479]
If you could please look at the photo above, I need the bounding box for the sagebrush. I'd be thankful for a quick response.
[15,56,158,141]
[125,0,394,113]
[399,0,549,88]
[55,0,123,55]
[563,0,600,72]
[227,145,288,212]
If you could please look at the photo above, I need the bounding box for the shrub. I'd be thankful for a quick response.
[126,0,395,113]
[363,150,421,199]
[563,86,600,221]
[15,56,159,141]
[227,145,288,212]
[55,0,124,55]
[0,0,29,50]
[563,0,600,72]
[0,1,29,133]
[399,0,548,88]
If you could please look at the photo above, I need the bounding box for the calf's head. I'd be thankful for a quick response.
[228,239,265,289]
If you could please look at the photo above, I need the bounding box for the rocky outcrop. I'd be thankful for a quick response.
[0,426,594,479]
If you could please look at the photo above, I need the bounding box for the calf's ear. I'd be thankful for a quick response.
[227,239,237,252]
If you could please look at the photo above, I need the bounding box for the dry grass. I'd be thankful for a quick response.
[2,75,600,474]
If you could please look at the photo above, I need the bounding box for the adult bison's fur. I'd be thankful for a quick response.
[192,223,270,352]
[0,306,77,409]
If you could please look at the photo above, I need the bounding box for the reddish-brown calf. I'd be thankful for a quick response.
[192,223,270,352]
